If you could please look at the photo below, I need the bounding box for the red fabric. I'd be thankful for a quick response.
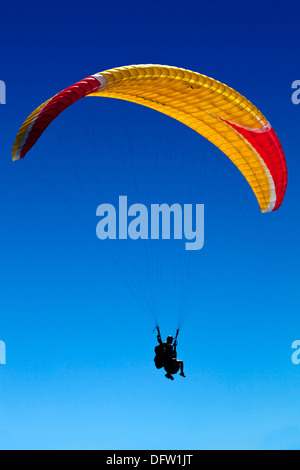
[222,120,287,211]
[19,76,101,160]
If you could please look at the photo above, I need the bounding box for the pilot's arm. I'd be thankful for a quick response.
[156,326,162,344]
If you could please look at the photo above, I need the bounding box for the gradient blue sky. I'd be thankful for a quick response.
[0,0,300,450]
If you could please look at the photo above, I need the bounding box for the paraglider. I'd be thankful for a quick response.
[12,64,288,380]
[154,327,185,380]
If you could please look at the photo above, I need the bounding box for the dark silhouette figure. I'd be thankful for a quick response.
[154,328,185,380]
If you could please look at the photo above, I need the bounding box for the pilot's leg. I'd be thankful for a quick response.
[165,373,174,380]
[178,360,186,377]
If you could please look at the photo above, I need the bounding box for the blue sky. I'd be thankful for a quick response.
[0,0,300,450]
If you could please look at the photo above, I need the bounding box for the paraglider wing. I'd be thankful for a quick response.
[12,65,287,213]
[12,73,108,161]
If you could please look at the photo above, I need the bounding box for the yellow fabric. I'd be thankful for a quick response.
[12,98,52,160]
[89,65,271,212]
